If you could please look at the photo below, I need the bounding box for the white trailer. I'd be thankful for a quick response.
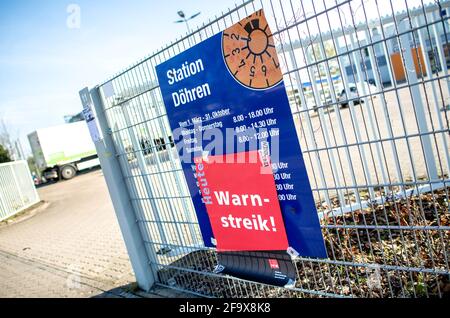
[28,121,100,181]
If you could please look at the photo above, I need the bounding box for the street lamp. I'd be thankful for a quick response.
[174,10,201,34]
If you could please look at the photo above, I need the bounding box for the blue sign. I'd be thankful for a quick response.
[156,10,326,259]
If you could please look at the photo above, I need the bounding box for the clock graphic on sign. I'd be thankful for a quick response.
[222,9,282,90]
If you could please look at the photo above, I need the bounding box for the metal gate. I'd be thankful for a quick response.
[84,0,450,297]
[0,161,40,222]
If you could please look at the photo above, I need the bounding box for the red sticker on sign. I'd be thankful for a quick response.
[194,150,289,252]
[268,259,280,269]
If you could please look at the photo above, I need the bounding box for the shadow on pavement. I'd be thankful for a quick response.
[93,283,157,298]
[36,166,103,189]
[92,283,198,298]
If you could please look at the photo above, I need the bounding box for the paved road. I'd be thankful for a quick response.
[293,81,450,203]
[0,169,136,297]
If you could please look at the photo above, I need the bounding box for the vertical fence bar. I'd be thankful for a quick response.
[431,10,450,98]
[86,87,158,291]
[349,30,389,194]
[363,28,405,186]
[286,49,333,208]
[398,17,439,181]
[414,15,450,174]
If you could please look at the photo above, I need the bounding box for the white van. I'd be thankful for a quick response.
[337,81,378,108]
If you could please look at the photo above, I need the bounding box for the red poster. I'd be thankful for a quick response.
[194,150,289,252]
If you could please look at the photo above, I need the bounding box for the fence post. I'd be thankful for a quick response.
[431,11,450,98]
[398,18,439,181]
[83,86,158,291]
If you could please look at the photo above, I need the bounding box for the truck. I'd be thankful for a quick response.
[28,121,100,181]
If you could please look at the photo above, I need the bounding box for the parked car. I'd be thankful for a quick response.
[31,172,41,185]
[337,81,378,108]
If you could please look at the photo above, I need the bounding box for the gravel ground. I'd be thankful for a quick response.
[157,188,450,298]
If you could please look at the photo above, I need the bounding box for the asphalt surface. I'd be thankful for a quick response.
[0,169,137,298]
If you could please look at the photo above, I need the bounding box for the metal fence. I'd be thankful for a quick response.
[0,161,40,222]
[87,0,450,298]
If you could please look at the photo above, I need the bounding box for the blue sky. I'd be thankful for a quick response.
[0,0,239,155]
[0,0,437,156]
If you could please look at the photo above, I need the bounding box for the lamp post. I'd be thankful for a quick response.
[174,10,201,34]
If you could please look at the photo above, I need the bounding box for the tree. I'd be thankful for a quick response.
[0,119,15,158]
[0,118,23,160]
[0,144,11,163]
[27,155,40,177]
